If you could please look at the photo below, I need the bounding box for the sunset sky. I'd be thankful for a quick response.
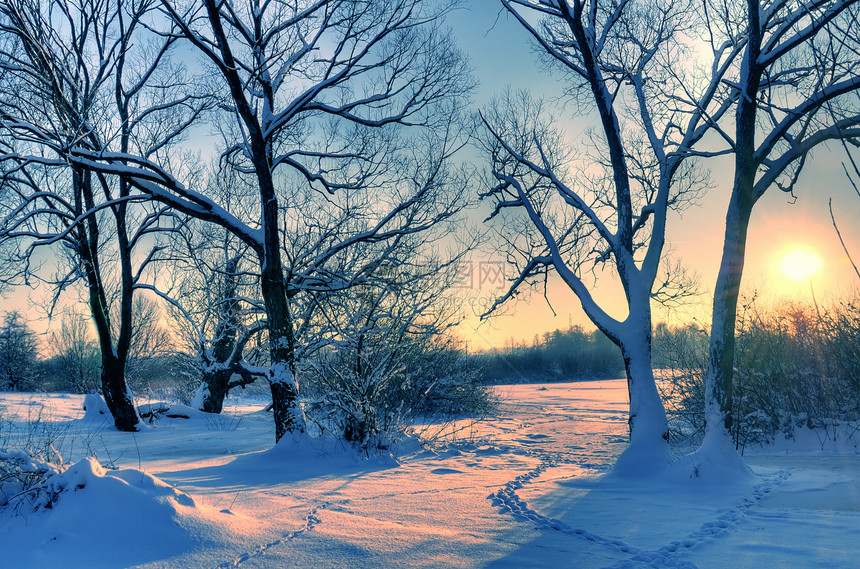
[3,3,859,354]
[449,4,860,351]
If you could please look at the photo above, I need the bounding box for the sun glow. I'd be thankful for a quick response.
[780,247,823,282]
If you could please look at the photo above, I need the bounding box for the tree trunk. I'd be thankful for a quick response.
[612,327,673,474]
[269,369,301,442]
[200,0,304,441]
[100,353,139,431]
[694,197,757,479]
[259,200,303,441]
[703,0,762,451]
[199,257,243,415]
[254,122,303,441]
[704,186,754,447]
[200,368,232,414]
[74,167,139,432]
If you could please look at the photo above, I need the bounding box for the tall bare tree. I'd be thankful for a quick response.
[157,209,267,414]
[700,0,860,465]
[480,0,738,471]
[0,0,204,429]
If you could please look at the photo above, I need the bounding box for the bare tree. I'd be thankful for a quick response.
[0,0,204,430]
[479,0,735,471]
[158,216,267,414]
[0,311,38,391]
[50,310,100,394]
[54,0,475,442]
[700,0,860,464]
[189,255,265,413]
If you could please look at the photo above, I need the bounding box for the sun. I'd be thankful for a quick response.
[780,246,823,282]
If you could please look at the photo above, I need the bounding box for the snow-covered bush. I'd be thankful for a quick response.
[304,338,492,454]
[657,295,860,450]
[298,251,493,454]
[0,447,65,513]
[0,406,73,513]
[0,400,118,515]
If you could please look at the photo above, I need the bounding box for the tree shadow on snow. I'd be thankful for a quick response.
[163,437,398,491]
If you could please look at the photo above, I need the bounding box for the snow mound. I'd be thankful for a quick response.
[604,437,674,480]
[81,394,111,422]
[671,432,757,485]
[0,457,248,568]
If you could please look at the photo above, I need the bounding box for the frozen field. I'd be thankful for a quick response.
[1,380,859,568]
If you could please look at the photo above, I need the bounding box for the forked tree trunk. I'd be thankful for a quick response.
[75,168,139,432]
[100,353,139,431]
[199,257,241,415]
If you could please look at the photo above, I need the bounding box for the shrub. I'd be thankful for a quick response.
[656,294,860,450]
[0,400,115,514]
[652,322,708,441]
[0,448,65,513]
[303,337,493,453]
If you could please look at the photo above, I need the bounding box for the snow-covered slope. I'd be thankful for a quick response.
[1,381,858,568]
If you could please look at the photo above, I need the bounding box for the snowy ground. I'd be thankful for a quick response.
[1,380,859,568]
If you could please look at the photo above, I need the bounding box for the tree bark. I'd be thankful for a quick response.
[100,352,139,431]
[703,0,762,448]
[269,370,301,442]
[200,368,232,414]
[257,159,303,441]
[704,183,754,445]
[75,168,139,431]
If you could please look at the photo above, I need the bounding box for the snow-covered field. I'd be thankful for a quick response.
[1,380,859,568]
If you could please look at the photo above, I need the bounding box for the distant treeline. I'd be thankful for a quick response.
[471,326,625,383]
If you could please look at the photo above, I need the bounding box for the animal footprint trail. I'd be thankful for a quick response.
[600,469,794,569]
[488,455,646,560]
[215,501,332,568]
[489,450,792,569]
